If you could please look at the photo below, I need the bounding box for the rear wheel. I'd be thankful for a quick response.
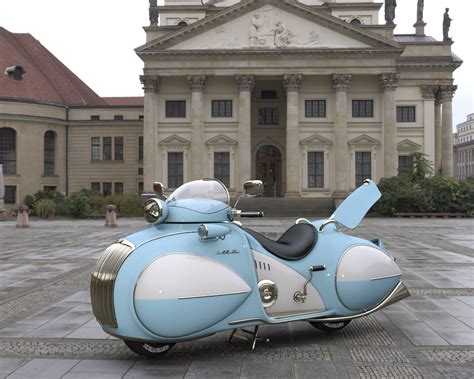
[309,320,351,332]
[124,340,175,357]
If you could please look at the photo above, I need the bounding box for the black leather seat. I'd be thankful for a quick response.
[244,223,317,261]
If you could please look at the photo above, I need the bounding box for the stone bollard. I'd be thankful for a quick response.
[105,204,118,227]
[16,205,30,228]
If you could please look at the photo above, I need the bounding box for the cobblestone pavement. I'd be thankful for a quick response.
[0,217,473,378]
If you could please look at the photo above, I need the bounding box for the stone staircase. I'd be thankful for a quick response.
[233,197,335,218]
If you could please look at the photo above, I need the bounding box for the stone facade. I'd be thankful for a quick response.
[137,0,462,199]
[453,114,474,179]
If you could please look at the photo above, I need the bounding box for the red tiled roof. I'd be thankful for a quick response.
[103,97,144,106]
[0,27,106,106]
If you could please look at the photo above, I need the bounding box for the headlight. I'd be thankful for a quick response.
[144,198,167,223]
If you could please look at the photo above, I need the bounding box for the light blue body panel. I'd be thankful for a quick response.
[165,199,230,223]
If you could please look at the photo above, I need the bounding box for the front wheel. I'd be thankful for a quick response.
[309,320,351,332]
[124,340,175,357]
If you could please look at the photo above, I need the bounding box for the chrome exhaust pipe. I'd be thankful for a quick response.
[308,281,410,323]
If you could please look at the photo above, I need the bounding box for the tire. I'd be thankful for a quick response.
[124,340,175,357]
[309,320,351,332]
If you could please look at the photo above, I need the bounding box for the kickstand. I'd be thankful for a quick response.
[228,325,270,351]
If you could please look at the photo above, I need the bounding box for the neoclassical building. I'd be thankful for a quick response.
[453,114,474,179]
[138,0,461,201]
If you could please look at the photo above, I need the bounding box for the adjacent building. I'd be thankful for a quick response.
[453,114,474,179]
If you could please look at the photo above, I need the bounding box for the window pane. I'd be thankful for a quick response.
[114,137,124,160]
[355,152,371,186]
[91,182,101,193]
[353,100,373,118]
[308,152,324,188]
[168,152,184,188]
[212,100,232,117]
[261,90,277,99]
[103,137,112,160]
[0,128,16,174]
[398,155,413,174]
[114,182,124,195]
[258,108,279,125]
[396,106,416,122]
[138,182,144,194]
[91,137,100,161]
[4,185,16,204]
[305,100,326,118]
[103,182,112,196]
[138,136,144,161]
[214,152,230,188]
[166,101,186,118]
[44,131,55,176]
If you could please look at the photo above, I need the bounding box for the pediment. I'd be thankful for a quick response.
[159,134,190,146]
[397,139,421,152]
[300,134,332,146]
[206,134,238,146]
[348,134,380,146]
[137,0,401,54]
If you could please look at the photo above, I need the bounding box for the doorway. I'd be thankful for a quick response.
[256,145,282,197]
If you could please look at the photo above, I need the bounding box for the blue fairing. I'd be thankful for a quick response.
[166,199,231,223]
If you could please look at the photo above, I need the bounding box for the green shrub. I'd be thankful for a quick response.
[35,199,56,218]
[87,195,106,215]
[67,191,91,218]
[24,195,36,210]
[105,194,142,217]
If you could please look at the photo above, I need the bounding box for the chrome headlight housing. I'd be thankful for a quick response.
[143,198,168,224]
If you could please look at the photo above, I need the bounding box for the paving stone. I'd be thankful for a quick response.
[421,349,474,363]
[124,360,189,379]
[294,362,339,378]
[0,358,25,374]
[349,347,409,363]
[185,359,242,378]
[356,365,423,378]
[241,359,293,379]
[6,358,78,378]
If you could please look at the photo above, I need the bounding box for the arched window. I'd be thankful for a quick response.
[350,18,362,26]
[177,21,188,26]
[44,131,56,176]
[0,128,16,174]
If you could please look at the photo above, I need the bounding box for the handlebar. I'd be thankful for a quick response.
[240,211,264,218]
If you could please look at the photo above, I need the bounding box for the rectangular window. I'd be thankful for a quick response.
[91,137,100,161]
[138,167,144,176]
[397,106,416,122]
[103,137,112,161]
[138,115,144,120]
[352,100,374,118]
[258,108,279,125]
[138,136,144,161]
[212,100,232,117]
[355,152,372,187]
[114,115,124,121]
[4,185,16,204]
[138,182,144,194]
[114,182,124,195]
[103,182,112,197]
[90,115,100,121]
[91,182,101,193]
[44,186,57,192]
[44,132,55,176]
[166,100,186,118]
[308,152,324,188]
[305,100,326,118]
[214,152,230,188]
[261,90,277,100]
[398,155,413,174]
[168,152,184,188]
[114,137,124,160]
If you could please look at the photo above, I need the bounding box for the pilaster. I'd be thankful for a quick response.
[434,92,443,172]
[439,85,457,176]
[187,75,207,180]
[421,85,437,170]
[379,73,400,178]
[332,74,352,203]
[140,75,160,192]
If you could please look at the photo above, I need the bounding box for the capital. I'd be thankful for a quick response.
[235,75,255,92]
[332,74,352,91]
[379,73,400,91]
[140,75,160,93]
[439,85,457,101]
[420,85,438,100]
[283,74,303,92]
[187,75,207,92]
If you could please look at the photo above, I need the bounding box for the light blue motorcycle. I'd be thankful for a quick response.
[91,178,409,357]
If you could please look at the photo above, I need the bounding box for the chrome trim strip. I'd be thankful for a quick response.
[307,281,410,323]
[370,273,401,281]
[271,310,325,319]
[228,318,266,326]
[178,290,248,300]
[318,219,340,232]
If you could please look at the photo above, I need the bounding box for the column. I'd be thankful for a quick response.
[283,74,303,196]
[187,75,207,181]
[434,91,443,172]
[440,85,457,177]
[140,75,160,192]
[332,74,351,202]
[235,75,255,187]
[421,85,437,169]
[379,73,400,178]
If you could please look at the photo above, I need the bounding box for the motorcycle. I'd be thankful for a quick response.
[91,178,409,357]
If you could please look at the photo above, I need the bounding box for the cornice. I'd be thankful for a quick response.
[0,113,66,125]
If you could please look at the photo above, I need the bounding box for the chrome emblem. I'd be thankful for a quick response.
[258,279,278,308]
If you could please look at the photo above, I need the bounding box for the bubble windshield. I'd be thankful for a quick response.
[166,179,230,205]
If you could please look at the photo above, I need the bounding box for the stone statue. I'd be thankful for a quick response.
[149,0,158,27]
[443,8,452,41]
[417,0,424,22]
[249,13,264,47]
[273,21,295,47]
[385,0,397,26]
